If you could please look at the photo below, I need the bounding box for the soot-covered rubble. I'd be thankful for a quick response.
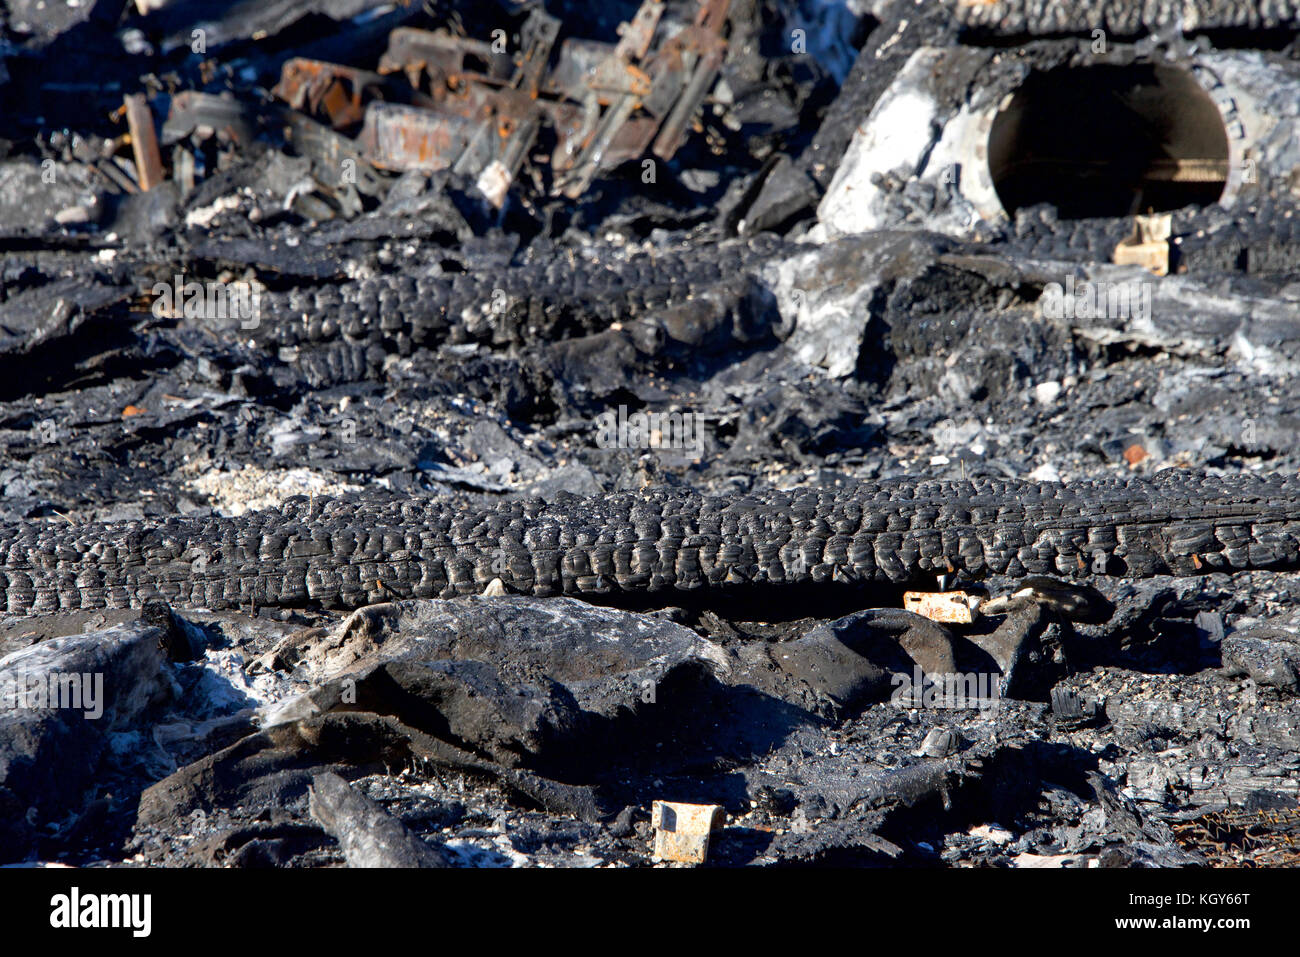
[1,0,1300,868]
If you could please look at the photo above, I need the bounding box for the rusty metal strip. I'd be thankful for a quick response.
[512,9,561,95]
[614,0,664,60]
[124,93,164,191]
[650,0,731,159]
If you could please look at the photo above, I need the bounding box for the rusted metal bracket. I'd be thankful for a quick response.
[365,0,729,203]
[551,0,664,198]
[365,11,561,206]
[513,9,561,96]
[647,0,731,158]
[272,59,388,131]
[378,27,514,92]
[174,0,732,210]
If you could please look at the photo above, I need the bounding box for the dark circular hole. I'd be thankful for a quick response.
[988,64,1230,219]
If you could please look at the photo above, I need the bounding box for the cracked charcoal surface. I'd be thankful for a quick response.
[3,0,1300,870]
[949,0,1300,36]
[4,472,1300,613]
[254,234,791,353]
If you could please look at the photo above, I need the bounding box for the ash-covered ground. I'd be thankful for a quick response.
[2,0,1300,868]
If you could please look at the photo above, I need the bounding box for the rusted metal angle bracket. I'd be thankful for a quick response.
[650,0,731,159]
[272,59,388,130]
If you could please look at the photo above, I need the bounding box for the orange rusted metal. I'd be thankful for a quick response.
[271,0,731,206]
[123,93,164,190]
[359,102,474,172]
[651,801,723,864]
[272,59,386,130]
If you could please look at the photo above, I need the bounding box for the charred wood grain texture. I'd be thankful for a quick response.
[2,472,1299,613]
[256,234,789,354]
[950,0,1300,36]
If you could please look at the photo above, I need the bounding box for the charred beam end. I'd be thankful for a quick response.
[1,472,1299,614]
[308,772,449,868]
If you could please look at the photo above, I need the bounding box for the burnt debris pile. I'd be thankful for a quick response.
[2,0,1300,868]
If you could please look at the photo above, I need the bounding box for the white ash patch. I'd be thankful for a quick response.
[184,194,243,228]
[191,646,295,713]
[443,836,531,868]
[187,464,364,516]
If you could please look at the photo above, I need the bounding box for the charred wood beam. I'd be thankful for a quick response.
[2,471,1299,613]
[251,233,789,352]
[948,0,1300,39]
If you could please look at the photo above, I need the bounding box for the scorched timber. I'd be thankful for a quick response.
[2,472,1300,613]
[255,234,789,351]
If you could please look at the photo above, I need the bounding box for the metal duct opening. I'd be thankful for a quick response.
[987,64,1230,219]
